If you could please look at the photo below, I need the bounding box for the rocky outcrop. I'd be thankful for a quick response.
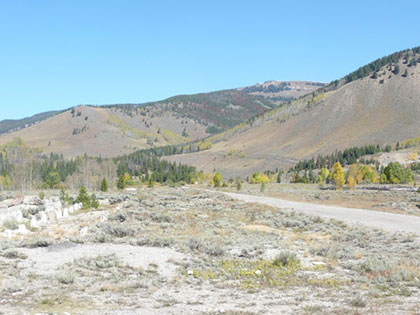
[0,196,82,238]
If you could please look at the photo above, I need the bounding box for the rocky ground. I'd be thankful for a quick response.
[0,186,420,314]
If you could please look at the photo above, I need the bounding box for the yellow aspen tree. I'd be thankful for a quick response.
[213,172,222,188]
[347,175,357,190]
[332,161,345,190]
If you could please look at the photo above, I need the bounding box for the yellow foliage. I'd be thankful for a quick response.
[250,172,270,184]
[332,162,345,190]
[319,167,330,181]
[347,176,357,190]
[347,164,378,184]
[401,136,420,149]
[312,92,326,103]
[213,172,222,187]
[409,152,418,161]
[198,140,213,151]
[123,173,131,182]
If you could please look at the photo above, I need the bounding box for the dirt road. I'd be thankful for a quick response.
[222,191,420,234]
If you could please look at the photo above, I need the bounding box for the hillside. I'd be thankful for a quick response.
[103,89,277,132]
[0,105,208,157]
[239,80,325,104]
[0,110,63,135]
[0,82,322,157]
[166,47,420,178]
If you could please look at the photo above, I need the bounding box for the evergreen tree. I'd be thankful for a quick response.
[90,193,99,209]
[276,171,282,183]
[45,171,61,189]
[236,179,242,191]
[76,186,91,209]
[117,175,126,190]
[100,178,109,192]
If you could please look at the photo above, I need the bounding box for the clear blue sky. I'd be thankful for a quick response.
[1,0,419,120]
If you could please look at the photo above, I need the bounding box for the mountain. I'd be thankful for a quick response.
[166,47,420,178]
[0,83,322,157]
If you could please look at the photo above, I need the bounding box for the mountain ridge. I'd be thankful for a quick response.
[0,81,323,157]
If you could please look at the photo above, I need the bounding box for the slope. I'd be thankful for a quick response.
[166,48,420,178]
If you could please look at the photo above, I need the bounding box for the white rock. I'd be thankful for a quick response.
[80,227,89,236]
[39,212,48,224]
[68,206,74,214]
[46,211,57,221]
[255,270,262,276]
[3,229,12,238]
[17,224,30,234]
[187,270,194,276]
[30,217,39,228]
[63,208,69,217]
[55,208,62,219]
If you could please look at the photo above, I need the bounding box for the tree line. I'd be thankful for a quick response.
[0,137,201,192]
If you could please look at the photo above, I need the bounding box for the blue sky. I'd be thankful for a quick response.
[1,0,419,120]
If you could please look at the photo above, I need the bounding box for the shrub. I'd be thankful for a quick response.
[2,218,18,230]
[39,191,45,200]
[273,252,300,267]
[205,244,225,256]
[101,223,135,238]
[188,238,203,251]
[56,270,75,284]
[349,295,367,308]
[26,237,55,248]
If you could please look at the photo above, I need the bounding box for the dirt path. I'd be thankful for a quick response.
[222,191,420,235]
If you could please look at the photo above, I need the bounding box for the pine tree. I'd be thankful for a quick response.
[117,175,126,190]
[76,186,91,209]
[332,162,345,190]
[236,180,242,191]
[100,178,109,192]
[90,194,99,209]
[276,171,282,183]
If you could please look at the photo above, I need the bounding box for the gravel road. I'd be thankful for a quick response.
[223,191,420,235]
